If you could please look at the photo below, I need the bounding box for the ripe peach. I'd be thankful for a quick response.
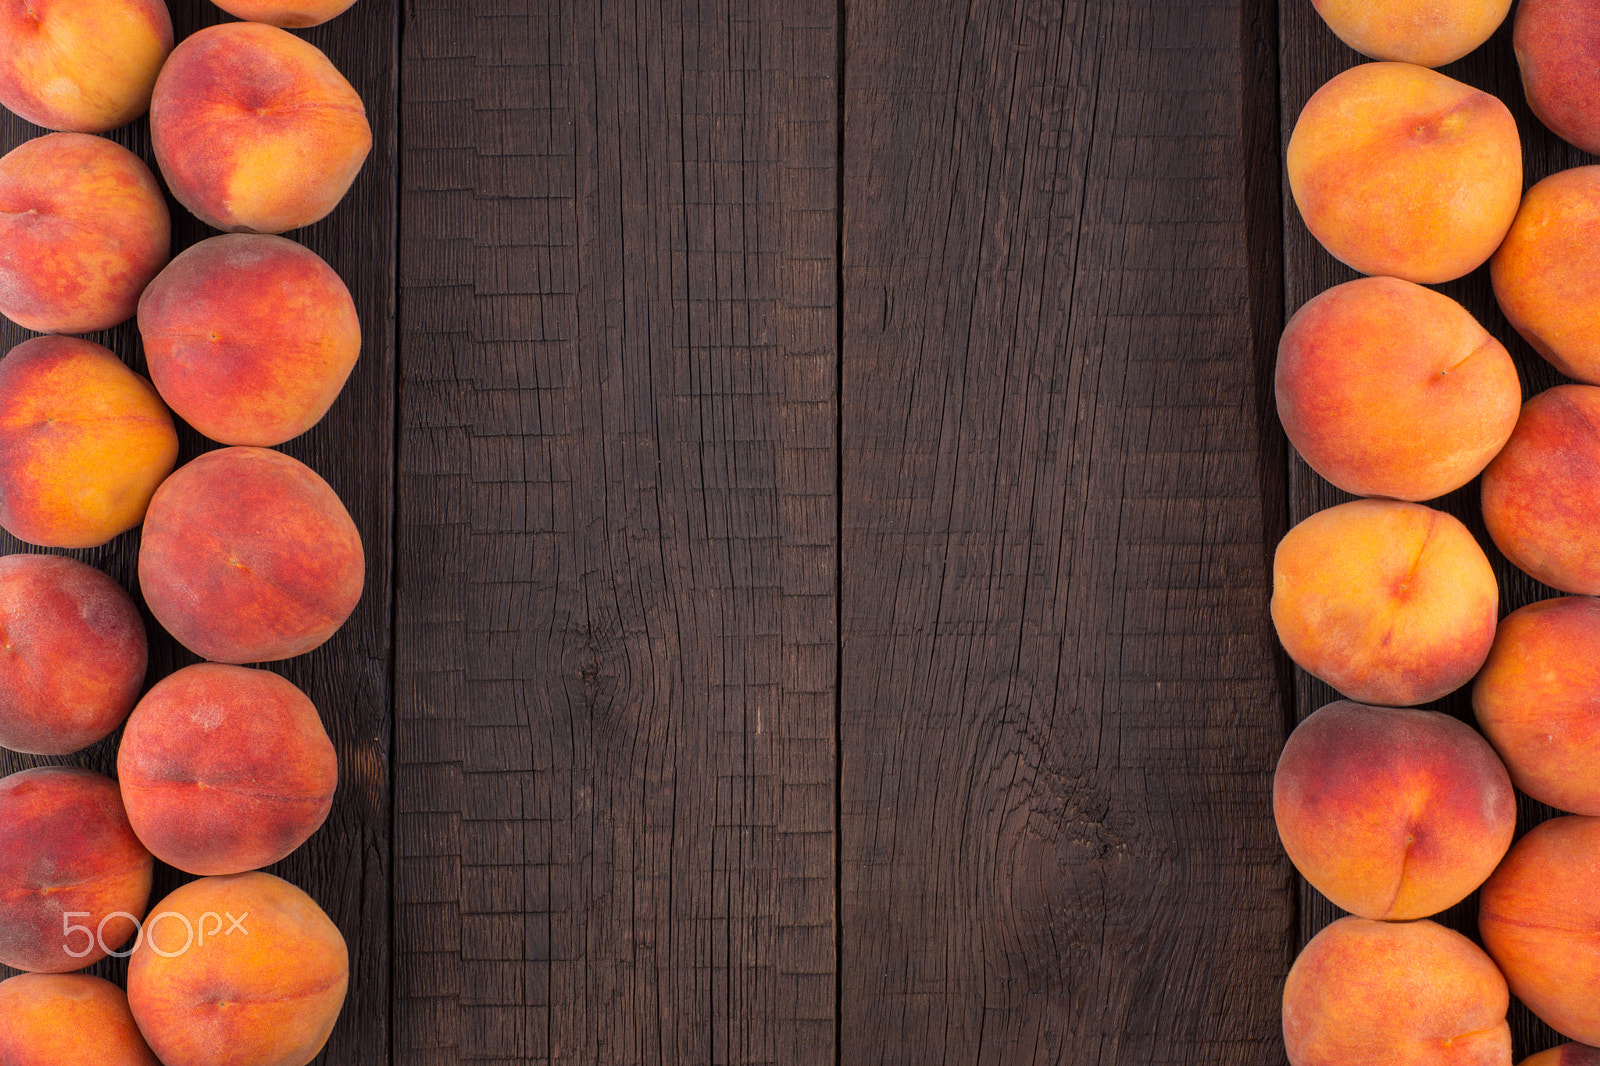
[0,973,160,1065]
[1284,916,1511,1066]
[1522,1046,1600,1066]
[0,336,178,549]
[1274,700,1515,920]
[127,872,347,1066]
[1514,0,1600,155]
[0,0,173,133]
[119,663,337,875]
[1474,597,1600,814]
[0,766,152,973]
[138,234,361,446]
[1480,815,1600,1044]
[138,447,364,664]
[0,553,146,756]
[1491,167,1600,384]
[1482,386,1600,595]
[211,0,355,28]
[1286,62,1521,284]
[1271,499,1498,706]
[1276,276,1520,501]
[149,23,371,234]
[1311,0,1512,67]
[0,132,170,334]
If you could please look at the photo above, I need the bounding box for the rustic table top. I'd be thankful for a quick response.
[0,0,1580,1062]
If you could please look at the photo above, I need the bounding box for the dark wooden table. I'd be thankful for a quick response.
[1,0,1581,1062]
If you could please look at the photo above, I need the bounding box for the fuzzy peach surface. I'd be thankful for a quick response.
[1514,0,1600,155]
[1287,62,1521,284]
[0,0,172,132]
[0,973,160,1065]
[212,0,355,28]
[1311,0,1512,67]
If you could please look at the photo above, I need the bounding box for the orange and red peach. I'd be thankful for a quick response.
[1522,1046,1600,1066]
[0,132,170,334]
[1482,386,1600,595]
[138,447,364,664]
[0,553,146,756]
[1271,499,1498,706]
[1491,167,1600,384]
[0,766,152,973]
[138,234,361,446]
[0,973,160,1065]
[127,872,347,1066]
[1284,916,1511,1066]
[0,336,178,549]
[1276,276,1520,501]
[1274,700,1515,920]
[1514,0,1600,156]
[0,0,172,133]
[211,0,355,28]
[1481,815,1600,1044]
[1310,0,1512,68]
[150,23,371,234]
[1286,63,1521,284]
[119,663,338,876]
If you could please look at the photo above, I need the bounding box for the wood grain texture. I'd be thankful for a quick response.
[0,3,397,1063]
[838,1,1291,1062]
[1278,3,1594,1059]
[394,2,838,1062]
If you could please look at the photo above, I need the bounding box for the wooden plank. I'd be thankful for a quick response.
[0,2,398,1063]
[838,1,1292,1062]
[394,2,838,1062]
[1278,7,1590,1060]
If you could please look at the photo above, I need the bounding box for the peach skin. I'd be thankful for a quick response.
[1480,815,1600,1045]
[0,0,172,132]
[0,973,160,1065]
[1514,0,1600,155]
[1522,1046,1600,1066]
[138,446,364,664]
[1284,916,1511,1066]
[0,766,152,973]
[212,0,355,28]
[119,663,338,875]
[150,22,371,233]
[0,336,179,549]
[1274,700,1515,920]
[138,233,361,446]
[127,872,347,1066]
[0,132,170,334]
[1286,62,1521,284]
[1482,386,1600,595]
[1271,499,1498,706]
[0,553,146,756]
[1276,276,1520,501]
[1491,167,1600,384]
[1311,0,1512,68]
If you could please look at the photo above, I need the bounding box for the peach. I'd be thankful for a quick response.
[1514,0,1600,155]
[1274,700,1515,920]
[138,447,364,664]
[0,973,160,1065]
[150,23,371,234]
[119,663,337,875]
[1474,597,1600,814]
[0,132,170,334]
[1311,0,1512,67]
[138,234,361,446]
[1286,62,1522,284]
[0,766,152,973]
[1522,1046,1600,1066]
[0,337,178,549]
[1284,916,1511,1065]
[1482,386,1600,594]
[1271,499,1498,706]
[127,872,347,1066]
[1480,815,1600,1044]
[1277,276,1520,501]
[0,0,172,133]
[211,0,355,28]
[0,553,146,755]
[1491,167,1600,384]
